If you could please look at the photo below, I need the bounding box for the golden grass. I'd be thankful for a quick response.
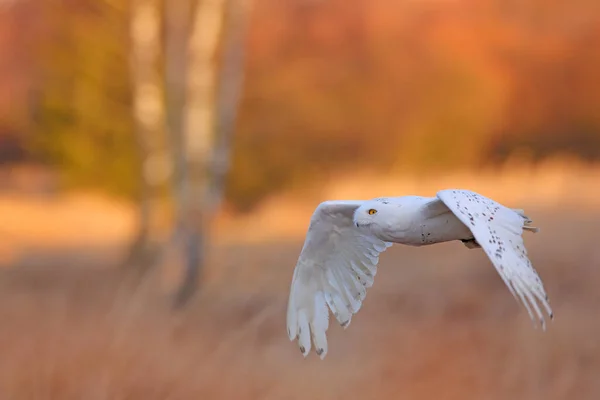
[1,160,600,399]
[1,206,600,399]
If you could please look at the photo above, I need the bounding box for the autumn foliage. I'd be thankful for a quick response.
[1,0,599,210]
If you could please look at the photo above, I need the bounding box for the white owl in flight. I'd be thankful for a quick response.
[286,189,553,360]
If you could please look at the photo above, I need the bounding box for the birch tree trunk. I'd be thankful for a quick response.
[169,0,252,307]
[163,0,191,282]
[172,0,227,307]
[125,0,169,275]
[209,0,252,210]
[164,0,191,239]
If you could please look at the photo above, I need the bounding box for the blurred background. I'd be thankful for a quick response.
[1,0,600,398]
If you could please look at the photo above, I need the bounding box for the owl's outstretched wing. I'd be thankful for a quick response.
[436,189,553,328]
[286,201,392,359]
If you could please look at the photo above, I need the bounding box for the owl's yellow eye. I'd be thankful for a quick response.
[368,209,377,215]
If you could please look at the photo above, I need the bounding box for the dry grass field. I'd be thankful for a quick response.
[1,162,600,399]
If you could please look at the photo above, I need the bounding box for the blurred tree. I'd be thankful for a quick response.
[125,0,170,273]
[8,0,600,216]
[163,0,191,254]
[209,0,252,210]
[173,0,251,307]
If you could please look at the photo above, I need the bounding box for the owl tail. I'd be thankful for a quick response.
[512,208,540,233]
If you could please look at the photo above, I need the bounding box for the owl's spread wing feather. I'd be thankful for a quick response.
[436,189,553,328]
[286,201,392,359]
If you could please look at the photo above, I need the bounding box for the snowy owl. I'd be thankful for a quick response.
[286,189,553,360]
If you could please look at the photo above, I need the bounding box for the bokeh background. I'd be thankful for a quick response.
[1,0,600,398]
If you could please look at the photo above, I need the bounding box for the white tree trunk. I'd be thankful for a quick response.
[174,0,227,306]
[126,0,169,273]
[164,0,192,232]
[169,0,252,306]
[209,0,253,209]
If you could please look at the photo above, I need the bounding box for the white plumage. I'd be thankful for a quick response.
[286,189,553,360]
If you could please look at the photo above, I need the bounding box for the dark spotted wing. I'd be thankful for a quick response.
[436,189,553,329]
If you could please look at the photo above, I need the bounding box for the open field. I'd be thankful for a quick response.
[1,164,600,399]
